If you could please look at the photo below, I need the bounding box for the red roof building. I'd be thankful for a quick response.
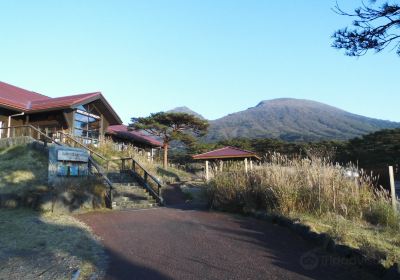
[107,125,162,148]
[0,81,159,149]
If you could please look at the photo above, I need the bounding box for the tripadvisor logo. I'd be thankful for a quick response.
[300,251,319,271]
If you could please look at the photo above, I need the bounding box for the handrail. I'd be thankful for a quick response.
[57,131,107,160]
[88,157,114,207]
[132,158,163,187]
[129,157,164,204]
[1,125,62,146]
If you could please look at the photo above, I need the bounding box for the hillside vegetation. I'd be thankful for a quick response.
[179,98,400,142]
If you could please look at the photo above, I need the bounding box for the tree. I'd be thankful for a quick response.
[332,1,400,56]
[129,112,209,169]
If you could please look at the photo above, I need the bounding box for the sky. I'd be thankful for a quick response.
[0,0,398,123]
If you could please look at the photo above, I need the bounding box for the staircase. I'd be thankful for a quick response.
[107,170,158,210]
[0,126,163,210]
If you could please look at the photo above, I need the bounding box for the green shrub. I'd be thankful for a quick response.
[365,199,400,231]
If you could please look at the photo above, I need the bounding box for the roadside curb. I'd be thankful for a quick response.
[248,210,400,279]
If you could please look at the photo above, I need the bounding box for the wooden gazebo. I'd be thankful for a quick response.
[192,146,261,180]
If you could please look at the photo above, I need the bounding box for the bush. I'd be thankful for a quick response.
[365,199,400,231]
[208,153,397,228]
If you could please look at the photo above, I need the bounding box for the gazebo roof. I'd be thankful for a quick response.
[192,146,261,160]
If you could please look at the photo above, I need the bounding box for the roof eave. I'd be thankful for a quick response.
[72,93,122,125]
[193,154,261,160]
[0,102,26,112]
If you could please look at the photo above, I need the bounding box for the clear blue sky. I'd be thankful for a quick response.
[0,0,398,123]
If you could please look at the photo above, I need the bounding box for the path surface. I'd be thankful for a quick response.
[78,186,377,280]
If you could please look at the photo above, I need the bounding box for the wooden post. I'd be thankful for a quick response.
[219,160,223,172]
[250,159,253,171]
[389,166,397,212]
[205,160,210,181]
[244,158,248,173]
[7,116,11,138]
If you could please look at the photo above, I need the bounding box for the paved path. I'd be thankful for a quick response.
[78,206,377,280]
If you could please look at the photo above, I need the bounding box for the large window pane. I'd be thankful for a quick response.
[73,105,101,144]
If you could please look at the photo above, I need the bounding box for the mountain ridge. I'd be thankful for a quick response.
[167,106,205,119]
[167,99,400,142]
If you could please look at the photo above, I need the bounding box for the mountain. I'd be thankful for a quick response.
[168,106,205,119]
[206,98,400,142]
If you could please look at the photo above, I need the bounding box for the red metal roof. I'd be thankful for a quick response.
[29,92,101,111]
[0,81,50,110]
[0,81,122,124]
[192,146,260,160]
[107,125,162,148]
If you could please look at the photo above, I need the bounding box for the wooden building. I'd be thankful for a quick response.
[0,81,161,150]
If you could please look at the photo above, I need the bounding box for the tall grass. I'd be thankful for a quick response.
[208,153,400,230]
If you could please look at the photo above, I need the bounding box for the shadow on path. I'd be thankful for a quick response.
[78,206,379,280]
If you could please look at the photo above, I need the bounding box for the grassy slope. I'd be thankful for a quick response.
[0,145,48,194]
[296,213,400,268]
[0,209,106,279]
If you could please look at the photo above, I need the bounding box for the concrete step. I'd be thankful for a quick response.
[112,183,141,188]
[108,171,158,210]
[114,193,151,201]
[109,179,139,184]
[107,173,136,179]
[113,186,149,194]
[113,201,158,210]
[113,194,155,203]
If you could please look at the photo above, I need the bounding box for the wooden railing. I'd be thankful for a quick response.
[106,157,163,204]
[0,125,62,146]
[55,131,106,160]
[88,157,115,208]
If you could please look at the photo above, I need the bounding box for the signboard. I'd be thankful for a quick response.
[57,150,88,162]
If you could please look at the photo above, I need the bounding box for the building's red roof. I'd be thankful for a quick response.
[0,81,50,110]
[107,125,162,148]
[0,81,101,112]
[0,81,122,124]
[29,92,101,111]
[192,146,260,160]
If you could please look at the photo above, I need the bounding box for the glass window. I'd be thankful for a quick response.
[73,104,101,144]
